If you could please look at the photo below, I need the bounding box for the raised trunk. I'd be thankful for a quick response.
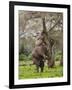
[42,17,55,68]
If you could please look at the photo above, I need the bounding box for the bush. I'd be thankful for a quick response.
[28,53,32,60]
[55,55,61,61]
[54,51,62,61]
[19,54,28,61]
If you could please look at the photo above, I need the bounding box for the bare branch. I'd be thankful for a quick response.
[48,15,61,32]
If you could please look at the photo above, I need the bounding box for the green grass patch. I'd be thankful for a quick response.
[19,64,63,79]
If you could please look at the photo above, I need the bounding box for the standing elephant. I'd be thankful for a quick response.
[32,30,50,72]
[32,43,48,72]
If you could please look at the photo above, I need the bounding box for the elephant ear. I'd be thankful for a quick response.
[35,39,43,46]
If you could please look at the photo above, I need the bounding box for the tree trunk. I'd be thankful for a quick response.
[42,18,55,68]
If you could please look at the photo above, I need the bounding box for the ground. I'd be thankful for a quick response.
[19,61,63,79]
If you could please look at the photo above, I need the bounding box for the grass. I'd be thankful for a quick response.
[19,62,63,79]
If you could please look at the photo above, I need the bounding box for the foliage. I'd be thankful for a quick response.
[19,44,24,54]
[19,54,28,61]
[54,51,62,61]
[19,46,30,56]
[19,53,32,61]
[28,53,32,60]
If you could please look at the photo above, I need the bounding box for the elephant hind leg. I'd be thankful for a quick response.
[41,66,44,72]
[40,60,44,72]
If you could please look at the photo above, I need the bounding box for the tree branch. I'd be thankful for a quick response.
[48,16,61,32]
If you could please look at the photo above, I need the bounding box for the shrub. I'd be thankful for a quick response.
[55,55,61,61]
[28,53,32,60]
[19,54,28,61]
[54,51,62,61]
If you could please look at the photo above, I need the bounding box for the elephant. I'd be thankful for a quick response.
[32,41,49,72]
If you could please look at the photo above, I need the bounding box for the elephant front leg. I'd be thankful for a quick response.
[41,66,44,72]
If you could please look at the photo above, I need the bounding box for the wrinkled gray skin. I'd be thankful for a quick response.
[32,40,49,72]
